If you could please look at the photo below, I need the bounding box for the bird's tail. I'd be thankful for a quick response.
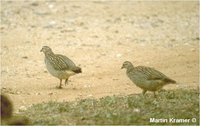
[72,67,82,73]
[164,78,176,84]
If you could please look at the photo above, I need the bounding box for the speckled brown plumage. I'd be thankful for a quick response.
[121,61,176,97]
[41,46,81,88]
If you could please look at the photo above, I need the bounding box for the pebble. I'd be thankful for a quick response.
[48,4,54,9]
[31,2,39,6]
[87,94,93,97]
[146,62,150,65]
[36,92,41,95]
[133,108,140,113]
[116,53,122,58]
[191,48,195,52]
[22,56,28,59]
[44,70,48,73]
[95,65,101,68]
[184,43,189,46]
[48,92,53,95]
[19,106,27,111]
[43,20,57,28]
[72,87,77,90]
[34,11,50,16]
[16,91,21,95]
[49,20,56,25]
[84,84,91,88]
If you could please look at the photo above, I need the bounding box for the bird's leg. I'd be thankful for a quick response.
[59,79,62,89]
[153,92,157,98]
[65,78,69,86]
[142,90,147,96]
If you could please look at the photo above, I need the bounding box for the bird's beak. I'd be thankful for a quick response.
[40,49,43,52]
[121,66,124,69]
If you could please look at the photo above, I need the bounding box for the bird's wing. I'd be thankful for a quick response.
[135,66,168,80]
[56,54,82,73]
[55,54,77,71]
[45,53,76,71]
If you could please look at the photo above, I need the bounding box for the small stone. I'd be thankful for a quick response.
[133,108,140,113]
[84,84,91,88]
[36,92,41,95]
[49,20,56,25]
[114,30,119,33]
[22,56,28,59]
[81,117,86,120]
[48,4,54,9]
[184,43,189,46]
[16,91,21,95]
[116,53,122,58]
[31,2,39,6]
[77,22,84,26]
[19,106,27,111]
[87,94,93,97]
[191,48,195,52]
[48,92,53,95]
[72,87,77,90]
[61,28,75,32]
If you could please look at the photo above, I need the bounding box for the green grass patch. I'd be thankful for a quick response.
[17,89,199,125]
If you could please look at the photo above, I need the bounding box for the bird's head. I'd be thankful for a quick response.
[40,46,52,54]
[121,61,134,69]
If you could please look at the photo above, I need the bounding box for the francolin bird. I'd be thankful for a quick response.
[41,46,82,88]
[121,61,176,97]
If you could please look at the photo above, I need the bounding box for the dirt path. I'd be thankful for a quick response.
[1,1,198,111]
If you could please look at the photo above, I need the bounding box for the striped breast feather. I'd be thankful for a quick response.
[134,66,168,80]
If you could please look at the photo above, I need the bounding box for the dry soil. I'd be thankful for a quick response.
[1,1,199,112]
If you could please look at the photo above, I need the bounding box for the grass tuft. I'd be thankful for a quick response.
[17,89,199,125]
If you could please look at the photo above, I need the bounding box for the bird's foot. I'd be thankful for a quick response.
[65,79,69,86]
[56,86,63,89]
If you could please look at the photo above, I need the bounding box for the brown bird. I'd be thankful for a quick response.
[121,61,176,97]
[40,46,82,88]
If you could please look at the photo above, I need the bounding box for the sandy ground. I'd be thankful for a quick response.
[1,1,199,112]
